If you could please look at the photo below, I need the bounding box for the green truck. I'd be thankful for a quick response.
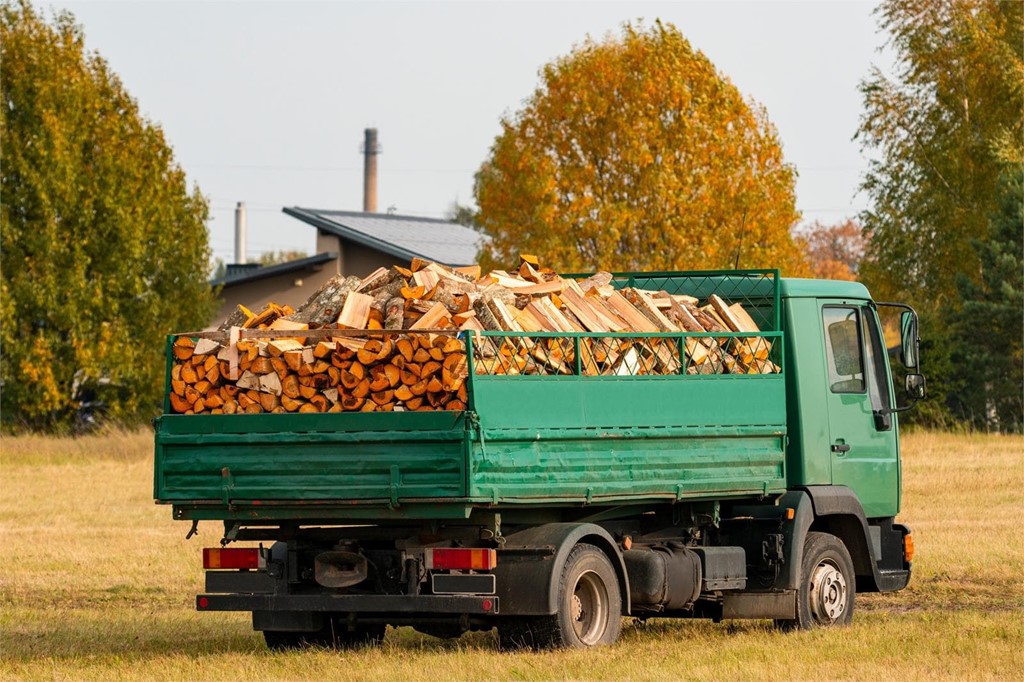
[153,270,924,649]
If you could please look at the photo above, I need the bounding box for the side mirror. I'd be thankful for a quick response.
[905,373,926,399]
[900,311,919,370]
[877,302,926,415]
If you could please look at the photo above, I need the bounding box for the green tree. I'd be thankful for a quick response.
[474,21,808,275]
[947,173,1023,432]
[857,0,1023,306]
[1,1,216,430]
[856,0,1023,427]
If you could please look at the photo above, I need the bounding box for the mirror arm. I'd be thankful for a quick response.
[876,398,920,416]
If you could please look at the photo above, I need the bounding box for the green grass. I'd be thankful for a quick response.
[1,429,1022,681]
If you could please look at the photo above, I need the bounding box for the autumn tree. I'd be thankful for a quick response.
[0,1,216,430]
[857,0,1023,428]
[474,21,807,274]
[797,219,866,281]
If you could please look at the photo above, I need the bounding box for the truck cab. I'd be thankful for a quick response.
[777,279,921,600]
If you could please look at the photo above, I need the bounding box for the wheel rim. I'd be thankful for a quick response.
[570,569,609,645]
[808,558,848,623]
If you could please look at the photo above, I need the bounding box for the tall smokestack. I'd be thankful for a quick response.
[234,201,247,264]
[362,128,380,212]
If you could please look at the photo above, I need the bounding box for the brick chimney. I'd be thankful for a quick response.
[362,128,380,213]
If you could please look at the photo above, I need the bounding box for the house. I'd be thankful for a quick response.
[209,207,483,326]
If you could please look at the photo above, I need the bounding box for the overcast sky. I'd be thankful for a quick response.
[49,0,894,265]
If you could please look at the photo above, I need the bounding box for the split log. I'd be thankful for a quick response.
[368,275,408,313]
[284,275,362,328]
[218,305,253,331]
[576,271,614,293]
[454,264,481,280]
[410,302,452,330]
[356,267,400,293]
[384,297,405,330]
[337,291,373,329]
[728,302,771,362]
[709,294,767,370]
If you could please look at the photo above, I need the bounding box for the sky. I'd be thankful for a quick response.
[48,0,895,266]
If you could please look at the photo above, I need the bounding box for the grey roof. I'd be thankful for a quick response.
[284,207,483,266]
[211,252,337,287]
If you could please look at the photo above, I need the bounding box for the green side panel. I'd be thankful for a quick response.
[469,375,787,502]
[472,374,785,430]
[472,429,785,503]
[154,412,469,503]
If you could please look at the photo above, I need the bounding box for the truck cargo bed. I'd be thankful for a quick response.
[154,270,787,521]
[155,371,786,521]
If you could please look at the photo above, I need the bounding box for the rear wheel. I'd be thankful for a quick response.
[776,532,855,631]
[497,543,621,650]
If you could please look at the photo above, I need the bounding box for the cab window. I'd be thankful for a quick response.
[823,306,865,393]
[862,306,894,428]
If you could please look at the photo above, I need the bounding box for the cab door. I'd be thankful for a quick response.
[819,302,899,518]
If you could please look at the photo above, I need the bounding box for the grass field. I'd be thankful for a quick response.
[1,430,1022,681]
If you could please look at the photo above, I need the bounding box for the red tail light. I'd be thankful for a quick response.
[203,547,261,570]
[425,548,497,571]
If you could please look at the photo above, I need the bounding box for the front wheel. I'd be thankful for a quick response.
[776,531,855,631]
[497,543,622,650]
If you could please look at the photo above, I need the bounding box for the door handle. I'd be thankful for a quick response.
[831,443,851,453]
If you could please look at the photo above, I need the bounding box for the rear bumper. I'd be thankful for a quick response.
[196,593,500,615]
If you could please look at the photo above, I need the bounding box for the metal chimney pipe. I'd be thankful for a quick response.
[362,128,380,213]
[234,201,247,264]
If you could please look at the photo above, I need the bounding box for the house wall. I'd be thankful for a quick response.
[318,229,397,278]
[342,241,397,277]
[211,263,337,329]
[316,230,343,264]
[211,235,401,328]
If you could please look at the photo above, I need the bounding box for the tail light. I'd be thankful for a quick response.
[425,548,497,571]
[903,533,915,563]
[203,547,261,570]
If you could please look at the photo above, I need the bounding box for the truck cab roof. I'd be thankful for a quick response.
[779,278,871,300]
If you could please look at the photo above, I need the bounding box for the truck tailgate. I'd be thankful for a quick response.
[154,411,469,505]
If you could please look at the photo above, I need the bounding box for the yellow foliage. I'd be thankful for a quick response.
[17,336,65,419]
[476,21,808,276]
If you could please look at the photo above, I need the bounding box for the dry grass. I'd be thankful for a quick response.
[1,429,1022,681]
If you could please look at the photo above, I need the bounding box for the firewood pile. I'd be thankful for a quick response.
[168,256,777,415]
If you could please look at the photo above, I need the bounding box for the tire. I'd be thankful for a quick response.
[494,617,536,651]
[263,615,385,650]
[496,543,622,650]
[776,532,855,631]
